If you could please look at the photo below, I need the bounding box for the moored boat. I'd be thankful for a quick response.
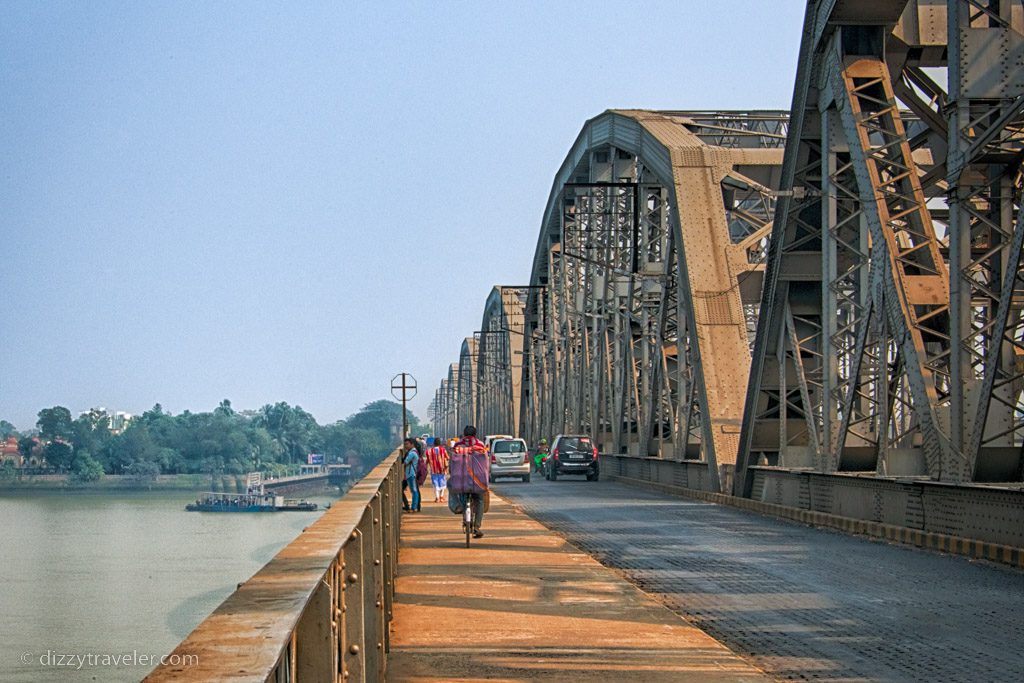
[185,492,318,512]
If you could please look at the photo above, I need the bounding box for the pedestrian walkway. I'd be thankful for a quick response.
[387,492,768,682]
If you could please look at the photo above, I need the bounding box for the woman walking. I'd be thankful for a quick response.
[403,437,421,513]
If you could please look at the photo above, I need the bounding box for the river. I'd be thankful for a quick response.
[0,489,340,682]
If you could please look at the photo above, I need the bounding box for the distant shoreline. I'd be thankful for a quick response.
[0,473,246,493]
[0,473,351,495]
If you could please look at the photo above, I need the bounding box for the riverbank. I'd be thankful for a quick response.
[0,473,246,493]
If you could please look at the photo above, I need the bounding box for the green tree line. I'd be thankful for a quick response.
[2,399,423,483]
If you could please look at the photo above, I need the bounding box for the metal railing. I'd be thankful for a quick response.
[144,449,403,682]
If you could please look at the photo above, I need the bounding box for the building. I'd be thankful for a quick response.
[0,437,22,467]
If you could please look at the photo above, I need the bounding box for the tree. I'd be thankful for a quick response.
[0,420,18,439]
[346,399,398,432]
[254,402,322,463]
[80,408,111,431]
[214,399,235,418]
[37,406,74,441]
[340,426,389,472]
[321,421,350,461]
[71,409,112,458]
[151,447,185,474]
[102,425,156,474]
[17,436,36,462]
[1,460,15,479]
[345,399,424,443]
[8,398,425,480]
[249,427,283,470]
[43,441,73,471]
[141,403,165,422]
[125,460,160,486]
[70,451,103,483]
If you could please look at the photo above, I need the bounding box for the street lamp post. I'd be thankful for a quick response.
[391,373,417,440]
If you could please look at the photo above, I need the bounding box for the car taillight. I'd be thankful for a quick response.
[491,453,496,463]
[552,448,559,460]
[593,447,598,460]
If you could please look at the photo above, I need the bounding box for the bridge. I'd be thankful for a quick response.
[146,2,1023,680]
[261,466,353,495]
[430,0,1024,543]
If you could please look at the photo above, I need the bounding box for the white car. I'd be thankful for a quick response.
[489,438,530,482]
[484,434,514,453]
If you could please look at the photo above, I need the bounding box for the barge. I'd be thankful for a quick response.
[185,491,317,512]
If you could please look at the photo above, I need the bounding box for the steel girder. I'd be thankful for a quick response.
[518,110,787,491]
[456,337,478,433]
[475,286,527,437]
[437,364,458,440]
[428,362,464,438]
[427,393,439,435]
[430,288,527,439]
[735,0,1024,495]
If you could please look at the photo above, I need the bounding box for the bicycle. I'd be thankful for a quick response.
[462,493,472,547]
[450,433,488,547]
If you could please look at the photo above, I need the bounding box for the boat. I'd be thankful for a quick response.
[185,491,318,512]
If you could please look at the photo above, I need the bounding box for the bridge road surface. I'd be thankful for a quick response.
[387,492,769,681]
[493,478,1024,682]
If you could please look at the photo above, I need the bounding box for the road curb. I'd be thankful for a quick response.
[606,474,1024,570]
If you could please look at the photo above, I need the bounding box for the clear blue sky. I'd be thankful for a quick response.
[0,1,805,431]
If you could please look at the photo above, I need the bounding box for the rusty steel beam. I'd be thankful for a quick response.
[475,286,527,437]
[736,0,1024,496]
[436,364,459,440]
[456,337,478,432]
[513,109,786,492]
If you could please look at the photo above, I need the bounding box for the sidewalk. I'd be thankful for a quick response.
[387,492,769,682]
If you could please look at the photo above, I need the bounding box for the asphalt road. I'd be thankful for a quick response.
[492,475,1024,682]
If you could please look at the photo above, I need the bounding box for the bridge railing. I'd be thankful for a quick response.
[144,449,403,682]
[602,452,1024,561]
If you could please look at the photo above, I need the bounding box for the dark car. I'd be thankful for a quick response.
[545,434,599,481]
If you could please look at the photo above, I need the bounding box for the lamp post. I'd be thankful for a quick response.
[391,373,417,440]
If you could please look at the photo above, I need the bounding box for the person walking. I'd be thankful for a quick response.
[425,437,450,503]
[452,425,488,538]
[403,437,421,513]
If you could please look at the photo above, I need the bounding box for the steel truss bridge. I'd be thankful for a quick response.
[430,0,1024,537]
[145,3,1024,680]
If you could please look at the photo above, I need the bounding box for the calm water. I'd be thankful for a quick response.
[0,489,339,682]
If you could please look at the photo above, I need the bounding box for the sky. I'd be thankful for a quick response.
[0,1,805,431]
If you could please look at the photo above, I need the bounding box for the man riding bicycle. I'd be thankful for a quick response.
[452,425,488,538]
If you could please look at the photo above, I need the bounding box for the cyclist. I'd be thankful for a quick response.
[452,425,488,538]
[533,438,549,473]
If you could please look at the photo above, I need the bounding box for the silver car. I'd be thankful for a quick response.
[489,438,530,482]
